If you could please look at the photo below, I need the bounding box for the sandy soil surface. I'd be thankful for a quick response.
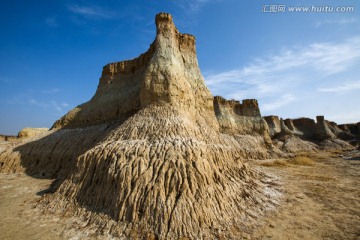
[0,174,62,240]
[0,174,101,240]
[252,150,360,240]
[0,150,359,239]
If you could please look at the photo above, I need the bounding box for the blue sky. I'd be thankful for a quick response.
[0,0,359,135]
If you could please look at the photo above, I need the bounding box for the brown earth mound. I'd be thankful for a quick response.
[0,13,279,239]
[1,12,357,239]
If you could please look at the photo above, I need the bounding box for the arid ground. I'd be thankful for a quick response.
[0,150,359,240]
[253,150,360,240]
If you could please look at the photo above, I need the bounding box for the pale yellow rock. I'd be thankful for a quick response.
[0,13,280,239]
[18,128,49,138]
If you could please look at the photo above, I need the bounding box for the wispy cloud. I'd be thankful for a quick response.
[315,17,358,28]
[51,101,69,112]
[177,0,220,12]
[327,111,360,124]
[68,5,116,19]
[318,81,360,94]
[29,98,69,112]
[204,36,360,113]
[28,98,48,108]
[11,96,69,113]
[262,94,295,112]
[9,88,69,113]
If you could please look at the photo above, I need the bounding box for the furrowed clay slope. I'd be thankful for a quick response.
[0,13,279,239]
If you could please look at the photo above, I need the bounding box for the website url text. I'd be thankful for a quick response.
[262,5,355,13]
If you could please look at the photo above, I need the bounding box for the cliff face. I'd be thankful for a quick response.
[339,123,360,136]
[315,116,336,141]
[0,13,278,239]
[52,13,216,131]
[213,96,268,136]
[264,115,357,151]
[1,12,357,239]
[0,135,18,142]
[264,116,281,137]
[213,96,272,158]
[18,128,49,139]
[52,44,154,129]
[263,116,317,153]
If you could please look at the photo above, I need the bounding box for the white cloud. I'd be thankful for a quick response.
[177,0,220,12]
[204,36,360,113]
[68,5,116,19]
[318,81,360,94]
[50,101,69,112]
[28,98,69,112]
[9,94,69,113]
[203,36,360,123]
[262,94,295,112]
[28,98,48,108]
[327,112,360,124]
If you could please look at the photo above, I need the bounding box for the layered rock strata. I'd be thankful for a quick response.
[214,96,272,158]
[339,123,360,136]
[214,96,267,135]
[264,116,317,153]
[265,115,357,151]
[0,135,17,142]
[18,127,49,139]
[0,13,277,239]
[263,116,282,137]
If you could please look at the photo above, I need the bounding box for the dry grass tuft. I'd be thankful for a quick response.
[260,151,324,168]
[260,159,288,167]
[326,149,347,157]
[289,156,315,166]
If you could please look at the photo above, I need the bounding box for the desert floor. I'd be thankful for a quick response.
[0,150,359,239]
[252,150,360,240]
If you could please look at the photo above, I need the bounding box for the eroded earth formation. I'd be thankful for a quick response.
[0,13,359,239]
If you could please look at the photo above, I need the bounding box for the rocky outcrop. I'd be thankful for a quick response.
[0,13,278,239]
[52,46,155,129]
[0,128,49,144]
[0,135,18,142]
[212,98,261,117]
[292,118,317,140]
[339,123,360,136]
[284,118,302,135]
[213,96,270,136]
[213,96,272,158]
[315,116,336,141]
[273,136,318,153]
[291,116,357,145]
[265,114,357,151]
[18,128,49,139]
[52,14,214,131]
[264,116,317,153]
[264,116,281,137]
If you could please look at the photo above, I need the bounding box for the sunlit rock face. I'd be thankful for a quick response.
[0,13,278,239]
